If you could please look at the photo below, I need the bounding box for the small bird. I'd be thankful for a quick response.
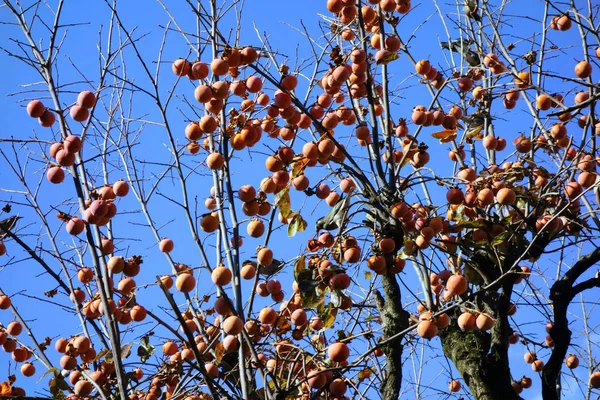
[315,189,354,232]
[461,114,487,138]
[0,215,21,239]
[463,0,481,22]
[441,39,481,67]
[242,259,286,277]
[463,263,485,286]
[258,259,286,276]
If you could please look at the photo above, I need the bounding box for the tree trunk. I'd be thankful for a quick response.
[375,273,409,400]
[439,322,522,400]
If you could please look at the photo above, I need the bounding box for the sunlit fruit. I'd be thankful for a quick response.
[212,266,232,286]
[77,91,96,108]
[20,362,35,377]
[26,100,45,118]
[74,380,93,396]
[565,354,579,369]
[574,61,592,78]
[159,238,174,253]
[206,152,225,169]
[291,309,307,326]
[200,214,219,233]
[476,313,494,331]
[60,355,77,370]
[130,305,147,322]
[515,71,531,88]
[417,313,438,339]
[496,188,516,205]
[176,273,196,292]
[117,277,136,295]
[565,181,583,199]
[457,312,476,331]
[70,105,89,122]
[448,379,461,392]
[12,347,29,362]
[0,295,11,310]
[524,351,536,364]
[172,59,190,76]
[39,110,56,127]
[247,219,265,238]
[590,371,600,388]
[222,316,243,335]
[328,342,349,362]
[56,150,75,167]
[266,279,282,294]
[241,263,256,280]
[532,359,544,372]
[259,307,277,325]
[65,217,85,235]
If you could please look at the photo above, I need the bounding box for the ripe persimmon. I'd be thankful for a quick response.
[172,59,190,76]
[26,100,45,118]
[38,110,56,127]
[574,61,592,78]
[247,219,265,238]
[211,266,232,286]
[328,342,349,362]
[20,362,35,377]
[457,312,476,331]
[259,307,277,325]
[176,273,196,292]
[449,380,461,392]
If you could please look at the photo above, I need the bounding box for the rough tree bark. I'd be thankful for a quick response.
[375,273,409,400]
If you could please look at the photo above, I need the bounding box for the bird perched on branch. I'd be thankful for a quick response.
[243,259,286,277]
[315,188,354,232]
[0,215,21,239]
[460,113,489,138]
[440,39,481,67]
[463,0,481,22]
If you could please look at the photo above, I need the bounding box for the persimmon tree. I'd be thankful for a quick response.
[0,0,600,399]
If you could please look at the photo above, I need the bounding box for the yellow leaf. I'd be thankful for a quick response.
[358,368,374,382]
[431,130,457,143]
[214,342,225,364]
[294,254,306,275]
[465,125,483,139]
[291,159,309,178]
[274,186,291,218]
[318,303,338,329]
[287,212,307,237]
[376,52,399,65]
[0,382,12,395]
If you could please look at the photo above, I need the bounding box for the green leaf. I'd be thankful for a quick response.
[491,231,512,246]
[451,220,486,231]
[137,335,155,363]
[38,367,58,382]
[287,212,307,237]
[364,270,372,280]
[317,302,337,329]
